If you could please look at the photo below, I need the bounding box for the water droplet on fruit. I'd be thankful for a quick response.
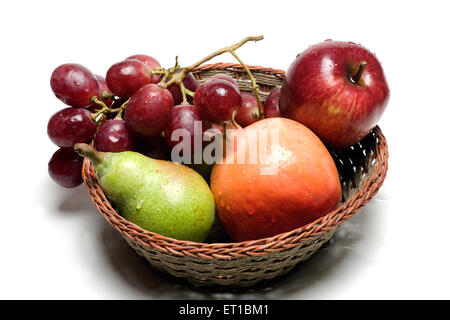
[136,199,144,210]
[246,207,256,216]
[220,200,225,208]
[270,217,276,223]
[226,205,231,211]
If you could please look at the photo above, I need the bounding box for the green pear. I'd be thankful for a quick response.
[74,143,215,242]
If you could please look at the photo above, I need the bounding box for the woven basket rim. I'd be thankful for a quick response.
[82,63,389,258]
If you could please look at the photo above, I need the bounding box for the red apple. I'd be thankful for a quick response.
[279,40,389,148]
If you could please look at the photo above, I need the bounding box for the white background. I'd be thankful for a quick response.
[1,0,449,299]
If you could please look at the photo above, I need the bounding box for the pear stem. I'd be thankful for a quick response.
[74,143,106,165]
[350,61,367,83]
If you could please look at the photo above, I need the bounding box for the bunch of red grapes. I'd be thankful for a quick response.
[47,55,282,188]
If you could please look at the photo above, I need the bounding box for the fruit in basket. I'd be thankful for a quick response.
[264,87,281,118]
[279,40,389,148]
[210,74,240,91]
[124,84,173,138]
[194,79,242,122]
[50,63,99,108]
[106,59,155,98]
[235,92,260,127]
[210,117,341,241]
[164,104,203,151]
[166,70,198,105]
[74,143,215,242]
[126,54,162,84]
[48,147,84,188]
[94,120,135,152]
[94,75,114,107]
[47,107,97,147]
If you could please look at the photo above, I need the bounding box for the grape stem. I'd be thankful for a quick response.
[90,98,110,121]
[91,96,109,110]
[149,69,166,75]
[89,97,130,122]
[113,98,130,120]
[184,88,195,97]
[157,56,180,87]
[179,81,189,105]
[164,35,264,89]
[229,50,263,119]
[101,90,114,100]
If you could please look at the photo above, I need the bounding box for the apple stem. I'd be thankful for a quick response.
[350,61,367,84]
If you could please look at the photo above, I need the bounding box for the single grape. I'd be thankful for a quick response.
[47,107,97,148]
[94,74,114,107]
[164,104,203,153]
[194,79,242,122]
[264,87,281,118]
[50,63,99,108]
[166,70,198,105]
[124,84,173,138]
[126,54,162,83]
[94,120,135,152]
[235,92,260,127]
[136,135,171,160]
[48,148,84,188]
[106,59,152,98]
[210,74,240,91]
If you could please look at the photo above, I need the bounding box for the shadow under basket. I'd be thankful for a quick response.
[81,63,389,287]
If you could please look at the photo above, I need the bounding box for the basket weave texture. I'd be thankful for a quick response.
[81,63,389,287]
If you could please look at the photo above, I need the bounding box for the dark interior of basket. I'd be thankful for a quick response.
[191,68,380,244]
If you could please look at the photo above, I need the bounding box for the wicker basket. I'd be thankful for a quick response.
[81,63,389,287]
